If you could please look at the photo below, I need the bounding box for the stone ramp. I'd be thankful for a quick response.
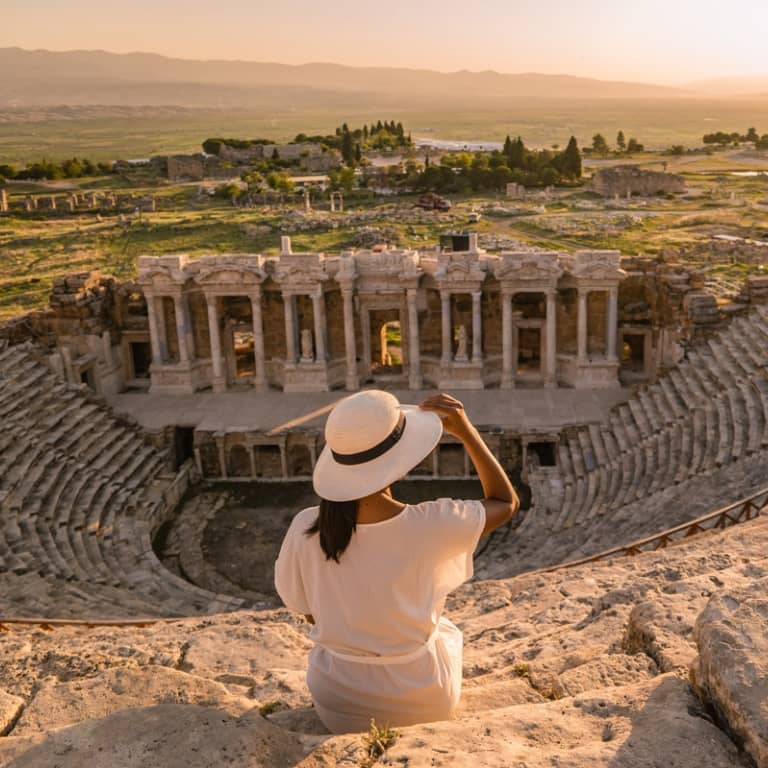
[2,514,766,767]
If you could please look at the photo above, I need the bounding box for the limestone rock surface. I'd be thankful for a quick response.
[0,688,23,736]
[691,578,768,768]
[13,665,252,737]
[0,704,310,768]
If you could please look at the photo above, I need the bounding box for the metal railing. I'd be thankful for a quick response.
[532,485,768,575]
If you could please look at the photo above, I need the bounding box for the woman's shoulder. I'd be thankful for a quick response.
[406,497,483,519]
[286,506,320,535]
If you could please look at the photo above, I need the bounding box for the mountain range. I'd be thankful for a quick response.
[0,47,701,108]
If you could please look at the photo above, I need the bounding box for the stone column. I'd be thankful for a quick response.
[182,296,195,361]
[406,288,422,389]
[206,294,225,390]
[545,289,557,387]
[145,293,162,366]
[577,288,588,363]
[250,289,267,391]
[101,330,113,368]
[215,435,227,479]
[154,296,169,363]
[606,287,618,360]
[361,307,372,380]
[312,291,326,362]
[283,294,297,365]
[173,295,189,363]
[501,293,513,389]
[279,440,288,479]
[471,291,482,365]
[440,291,452,365]
[342,288,359,390]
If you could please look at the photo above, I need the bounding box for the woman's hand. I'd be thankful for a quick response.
[419,393,473,439]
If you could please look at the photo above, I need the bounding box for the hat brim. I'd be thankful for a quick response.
[312,404,443,502]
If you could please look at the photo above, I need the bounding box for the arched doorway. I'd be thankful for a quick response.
[368,308,406,384]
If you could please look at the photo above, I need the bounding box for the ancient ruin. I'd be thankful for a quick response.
[1,230,767,767]
[588,165,687,197]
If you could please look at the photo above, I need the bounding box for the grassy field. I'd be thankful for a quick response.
[1,145,767,321]
[3,98,768,165]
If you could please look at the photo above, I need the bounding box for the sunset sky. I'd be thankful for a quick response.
[3,0,767,84]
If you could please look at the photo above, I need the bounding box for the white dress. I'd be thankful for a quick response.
[274,498,486,734]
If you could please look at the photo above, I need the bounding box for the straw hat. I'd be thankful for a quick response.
[313,390,443,502]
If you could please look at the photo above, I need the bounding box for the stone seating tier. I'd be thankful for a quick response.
[523,306,768,550]
[0,344,241,618]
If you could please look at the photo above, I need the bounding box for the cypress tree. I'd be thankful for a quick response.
[563,136,582,179]
[341,129,354,166]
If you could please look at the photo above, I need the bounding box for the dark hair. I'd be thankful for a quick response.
[305,498,358,562]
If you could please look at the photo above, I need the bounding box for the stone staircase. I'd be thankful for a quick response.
[0,343,246,619]
[477,305,768,579]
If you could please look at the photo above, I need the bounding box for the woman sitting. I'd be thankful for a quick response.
[275,390,519,733]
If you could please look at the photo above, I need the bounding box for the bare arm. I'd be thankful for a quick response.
[420,393,519,536]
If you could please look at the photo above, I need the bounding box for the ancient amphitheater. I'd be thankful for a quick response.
[0,236,766,767]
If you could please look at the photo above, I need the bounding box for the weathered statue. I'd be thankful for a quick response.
[300,328,314,362]
[455,325,468,362]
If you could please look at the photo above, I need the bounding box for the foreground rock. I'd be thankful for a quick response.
[298,676,745,768]
[1,516,766,766]
[13,666,252,737]
[0,689,23,736]
[691,578,768,768]
[0,704,311,768]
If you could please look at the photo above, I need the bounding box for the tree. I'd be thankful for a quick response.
[561,136,582,179]
[616,131,626,152]
[626,137,644,153]
[341,129,355,166]
[746,127,759,142]
[215,182,242,203]
[507,136,526,169]
[330,166,356,192]
[241,170,264,190]
[266,171,294,195]
[355,143,362,164]
[592,133,609,155]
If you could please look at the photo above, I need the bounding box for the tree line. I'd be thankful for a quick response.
[0,157,116,182]
[297,120,412,167]
[588,131,644,156]
[407,135,582,193]
[703,128,768,149]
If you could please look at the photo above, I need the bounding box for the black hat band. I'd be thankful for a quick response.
[331,412,407,466]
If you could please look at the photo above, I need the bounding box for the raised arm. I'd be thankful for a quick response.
[420,393,519,536]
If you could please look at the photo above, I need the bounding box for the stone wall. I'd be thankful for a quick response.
[588,166,687,197]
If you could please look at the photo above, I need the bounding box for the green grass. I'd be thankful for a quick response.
[4,98,768,164]
[360,720,398,768]
[2,154,767,321]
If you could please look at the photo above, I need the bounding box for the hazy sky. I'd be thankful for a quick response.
[4,0,767,84]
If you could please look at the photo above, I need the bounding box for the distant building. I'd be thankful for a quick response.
[588,166,687,197]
